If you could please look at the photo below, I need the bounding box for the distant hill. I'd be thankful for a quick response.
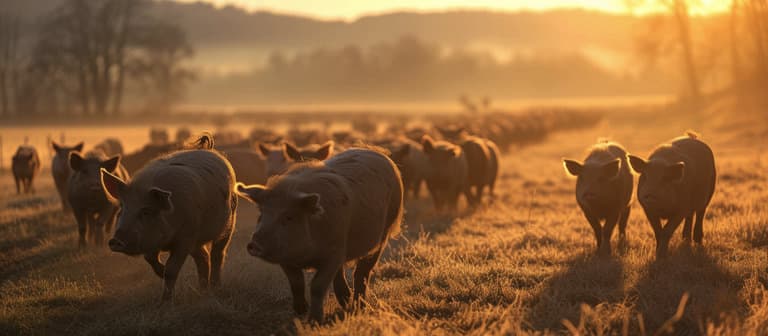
[6,1,721,107]
[5,1,638,67]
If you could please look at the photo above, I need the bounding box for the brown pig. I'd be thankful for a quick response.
[68,151,129,248]
[563,141,633,255]
[385,138,429,200]
[51,141,84,211]
[421,135,468,211]
[224,149,267,185]
[460,136,492,205]
[627,132,716,258]
[237,147,403,323]
[12,145,41,194]
[101,148,238,302]
[258,141,334,177]
[94,138,124,157]
[484,139,501,197]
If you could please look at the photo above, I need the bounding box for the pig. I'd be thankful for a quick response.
[68,151,129,248]
[122,143,179,174]
[51,142,84,211]
[385,138,430,200]
[150,127,170,145]
[12,146,41,194]
[237,147,403,323]
[258,141,334,177]
[484,139,501,197]
[421,135,468,211]
[627,132,716,258]
[460,136,492,205]
[224,149,267,185]
[563,141,633,255]
[101,148,238,301]
[94,138,124,157]
[175,127,192,143]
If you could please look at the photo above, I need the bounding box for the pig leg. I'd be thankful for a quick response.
[585,214,602,250]
[353,248,382,302]
[161,247,191,302]
[600,212,619,256]
[682,213,693,241]
[94,208,113,246]
[656,215,684,258]
[618,206,631,240]
[413,179,422,199]
[73,209,88,249]
[144,251,165,278]
[693,208,706,244]
[309,262,343,323]
[104,207,118,237]
[644,213,665,258]
[281,265,308,315]
[190,245,211,289]
[333,268,351,308]
[15,178,20,194]
[210,227,234,287]
[475,185,486,204]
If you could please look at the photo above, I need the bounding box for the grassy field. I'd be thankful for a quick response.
[1,107,766,335]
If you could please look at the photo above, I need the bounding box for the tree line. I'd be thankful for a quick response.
[0,0,195,120]
[631,0,768,105]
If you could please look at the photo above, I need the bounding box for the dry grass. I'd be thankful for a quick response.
[1,108,767,335]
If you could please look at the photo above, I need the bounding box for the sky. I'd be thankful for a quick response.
[172,0,731,20]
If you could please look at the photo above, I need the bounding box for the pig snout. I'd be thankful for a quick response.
[108,238,127,252]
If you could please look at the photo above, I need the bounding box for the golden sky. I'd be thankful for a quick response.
[173,0,730,20]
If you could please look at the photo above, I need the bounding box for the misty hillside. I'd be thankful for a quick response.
[7,1,724,108]
[5,1,639,66]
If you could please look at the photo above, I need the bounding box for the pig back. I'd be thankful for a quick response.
[461,138,490,187]
[137,150,236,239]
[669,137,716,209]
[324,148,404,257]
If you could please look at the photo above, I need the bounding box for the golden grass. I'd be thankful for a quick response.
[0,108,767,335]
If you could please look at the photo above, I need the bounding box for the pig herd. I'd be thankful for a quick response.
[7,126,716,323]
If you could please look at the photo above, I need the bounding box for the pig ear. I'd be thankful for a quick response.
[101,155,121,173]
[563,159,583,176]
[258,143,271,157]
[421,135,435,154]
[315,141,334,160]
[51,141,61,152]
[236,182,267,204]
[73,142,84,152]
[665,162,685,182]
[149,188,173,212]
[69,152,84,171]
[284,143,302,161]
[627,155,647,174]
[101,168,126,201]
[296,192,324,216]
[601,159,621,179]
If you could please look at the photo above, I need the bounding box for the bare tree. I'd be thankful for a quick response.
[24,0,195,118]
[132,21,196,114]
[0,14,21,117]
[628,0,702,101]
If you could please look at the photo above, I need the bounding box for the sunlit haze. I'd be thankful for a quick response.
[171,0,730,20]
